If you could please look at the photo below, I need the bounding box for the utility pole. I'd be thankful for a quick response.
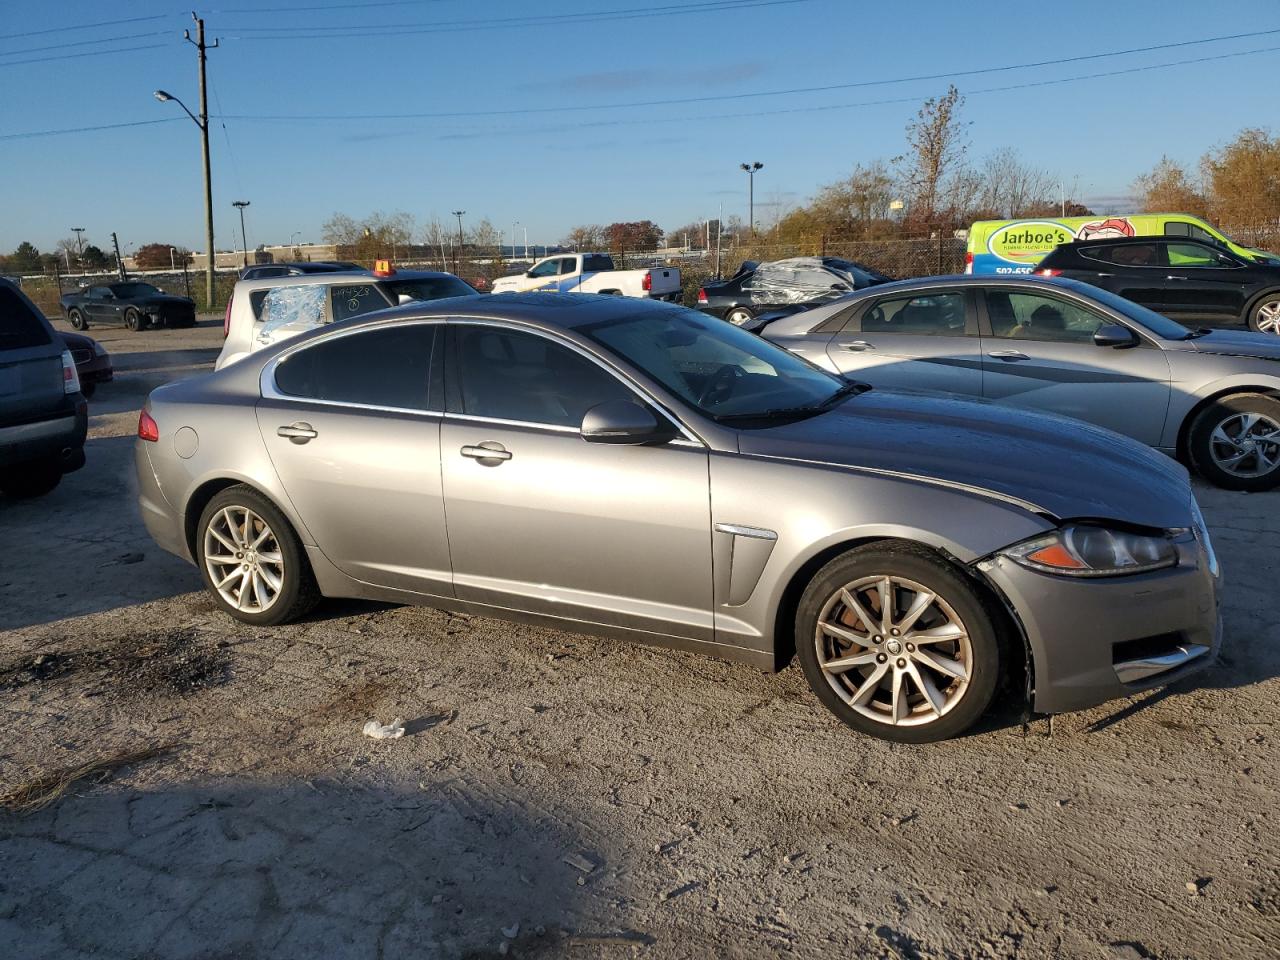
[452,210,465,274]
[111,232,126,281]
[740,161,763,236]
[180,13,218,309]
[232,200,251,267]
[70,227,85,259]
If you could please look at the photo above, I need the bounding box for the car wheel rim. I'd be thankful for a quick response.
[1257,301,1280,335]
[728,310,750,326]
[814,575,972,727]
[1209,412,1280,478]
[203,506,285,613]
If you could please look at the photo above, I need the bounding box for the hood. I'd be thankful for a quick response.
[1186,328,1280,360]
[136,293,194,305]
[736,390,1192,528]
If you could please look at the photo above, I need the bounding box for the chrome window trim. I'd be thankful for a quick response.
[448,317,705,445]
[259,318,443,415]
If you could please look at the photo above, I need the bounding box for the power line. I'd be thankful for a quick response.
[223,0,813,37]
[0,14,169,41]
[207,0,456,10]
[0,43,170,68]
[0,118,182,142]
[217,27,1280,122]
[0,31,172,57]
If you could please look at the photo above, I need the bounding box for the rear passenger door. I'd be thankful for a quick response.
[1159,241,1251,322]
[825,289,983,397]
[978,288,1171,445]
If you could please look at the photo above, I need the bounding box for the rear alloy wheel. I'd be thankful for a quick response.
[197,485,318,625]
[124,307,143,332]
[68,309,87,331]
[1248,295,1280,335]
[725,307,754,327]
[1189,393,1280,491]
[796,544,1001,743]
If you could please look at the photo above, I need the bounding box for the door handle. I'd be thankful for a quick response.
[841,340,875,351]
[461,442,512,465]
[988,350,1028,361]
[1166,275,1190,280]
[277,422,318,444]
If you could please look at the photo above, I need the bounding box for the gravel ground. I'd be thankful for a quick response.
[0,318,1276,959]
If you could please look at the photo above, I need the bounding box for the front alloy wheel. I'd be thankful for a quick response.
[1249,295,1280,335]
[1189,393,1280,491]
[796,544,1001,742]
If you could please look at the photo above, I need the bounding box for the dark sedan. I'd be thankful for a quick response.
[1038,236,1280,335]
[58,331,112,398]
[696,256,892,326]
[61,281,196,332]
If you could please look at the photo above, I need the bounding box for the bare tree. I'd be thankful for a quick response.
[563,224,605,250]
[896,85,969,226]
[975,148,1057,218]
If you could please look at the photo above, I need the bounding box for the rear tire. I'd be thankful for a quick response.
[725,307,754,327]
[1247,293,1280,335]
[196,485,320,626]
[795,543,1003,743]
[68,309,87,331]
[0,460,63,499]
[1187,392,1280,491]
[124,308,143,332]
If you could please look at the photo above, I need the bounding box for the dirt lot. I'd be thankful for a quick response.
[0,318,1276,959]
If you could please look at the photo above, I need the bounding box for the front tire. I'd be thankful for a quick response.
[1188,392,1280,491]
[68,309,87,331]
[1247,293,1280,335]
[725,307,754,327]
[197,485,319,625]
[124,308,143,332]
[795,543,1002,743]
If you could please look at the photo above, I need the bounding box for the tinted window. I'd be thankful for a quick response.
[1083,244,1159,267]
[0,284,52,349]
[329,282,389,322]
[1164,222,1191,238]
[986,292,1107,343]
[583,255,614,272]
[274,324,437,410]
[1166,242,1229,268]
[87,287,111,298]
[559,258,578,276]
[528,259,559,279]
[861,293,967,335]
[111,283,160,298]
[248,266,288,279]
[454,326,634,427]
[383,276,476,302]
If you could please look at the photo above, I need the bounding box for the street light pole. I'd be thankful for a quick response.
[70,227,85,260]
[512,221,519,261]
[155,14,218,310]
[740,162,763,235]
[452,210,465,274]
[232,200,251,267]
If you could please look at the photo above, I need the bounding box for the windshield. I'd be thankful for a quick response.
[1071,284,1192,340]
[578,306,847,421]
[112,282,160,298]
[383,276,477,301]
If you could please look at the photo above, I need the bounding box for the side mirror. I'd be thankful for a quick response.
[830,283,850,291]
[1093,324,1138,348]
[525,270,537,278]
[581,399,672,445]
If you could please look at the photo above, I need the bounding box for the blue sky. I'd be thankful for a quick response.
[2,0,1278,255]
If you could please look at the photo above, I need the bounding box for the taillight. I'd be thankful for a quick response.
[697,287,708,304]
[61,349,81,395]
[137,409,159,442]
[963,251,974,275]
[223,291,233,338]
[642,270,652,292]
[1038,268,1062,277]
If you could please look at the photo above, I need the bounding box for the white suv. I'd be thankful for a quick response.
[216,268,476,370]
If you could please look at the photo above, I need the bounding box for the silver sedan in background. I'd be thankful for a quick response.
[761,275,1280,491]
[136,295,1220,742]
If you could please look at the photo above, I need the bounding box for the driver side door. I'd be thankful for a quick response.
[439,322,715,642]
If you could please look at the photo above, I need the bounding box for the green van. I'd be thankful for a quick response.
[965,213,1280,275]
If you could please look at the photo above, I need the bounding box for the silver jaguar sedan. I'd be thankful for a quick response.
[135,294,1221,742]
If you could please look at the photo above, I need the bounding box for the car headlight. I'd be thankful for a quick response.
[1002,524,1178,577]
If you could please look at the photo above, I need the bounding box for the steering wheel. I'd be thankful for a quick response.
[698,364,744,408]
